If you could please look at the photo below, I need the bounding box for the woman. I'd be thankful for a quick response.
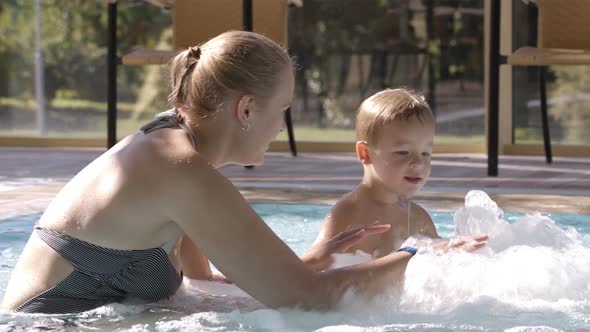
[1,31,418,314]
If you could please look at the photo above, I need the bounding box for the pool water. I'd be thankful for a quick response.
[1,191,590,331]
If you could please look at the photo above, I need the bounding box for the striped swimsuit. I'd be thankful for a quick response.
[17,109,194,314]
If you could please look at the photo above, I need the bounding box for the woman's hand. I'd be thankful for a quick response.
[301,224,391,272]
[431,234,488,253]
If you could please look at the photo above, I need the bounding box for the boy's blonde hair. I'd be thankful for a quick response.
[356,89,432,145]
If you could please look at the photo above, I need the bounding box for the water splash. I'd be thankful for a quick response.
[327,190,590,330]
[401,190,590,317]
[454,190,583,252]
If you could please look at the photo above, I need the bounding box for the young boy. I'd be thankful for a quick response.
[311,89,486,258]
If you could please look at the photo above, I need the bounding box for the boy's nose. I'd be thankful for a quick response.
[410,155,426,168]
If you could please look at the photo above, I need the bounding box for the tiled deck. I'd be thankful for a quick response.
[0,147,589,219]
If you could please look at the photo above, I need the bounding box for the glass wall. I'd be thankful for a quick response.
[284,0,485,144]
[512,1,590,146]
[0,1,171,140]
[1,0,486,145]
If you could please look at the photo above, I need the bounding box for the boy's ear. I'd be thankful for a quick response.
[356,141,370,164]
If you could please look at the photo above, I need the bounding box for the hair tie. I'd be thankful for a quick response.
[188,46,201,60]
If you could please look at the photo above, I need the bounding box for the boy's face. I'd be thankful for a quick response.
[366,115,434,198]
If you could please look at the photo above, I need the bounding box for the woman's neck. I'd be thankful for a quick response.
[185,118,237,169]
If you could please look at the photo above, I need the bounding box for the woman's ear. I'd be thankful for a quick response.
[356,141,371,164]
[235,94,255,129]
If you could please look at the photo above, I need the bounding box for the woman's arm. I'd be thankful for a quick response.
[163,161,413,309]
[181,224,391,282]
[182,224,391,282]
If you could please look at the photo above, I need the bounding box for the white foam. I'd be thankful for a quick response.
[504,327,564,332]
[0,178,55,192]
[329,191,590,318]
[1,191,589,331]
[454,191,582,252]
[330,250,373,269]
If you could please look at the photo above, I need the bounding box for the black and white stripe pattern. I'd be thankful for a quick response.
[140,108,198,149]
[17,226,183,314]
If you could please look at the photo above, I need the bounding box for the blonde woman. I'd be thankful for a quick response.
[2,31,414,314]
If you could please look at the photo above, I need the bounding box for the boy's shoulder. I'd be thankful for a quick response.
[409,201,430,220]
[330,193,361,217]
[325,193,364,227]
[408,201,437,238]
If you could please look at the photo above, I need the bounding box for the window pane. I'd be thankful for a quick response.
[512,1,590,146]
[285,0,485,144]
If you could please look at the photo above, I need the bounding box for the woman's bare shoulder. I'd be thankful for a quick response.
[103,129,224,209]
[121,130,209,175]
[129,129,230,193]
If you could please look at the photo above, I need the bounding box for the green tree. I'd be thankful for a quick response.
[550,66,590,144]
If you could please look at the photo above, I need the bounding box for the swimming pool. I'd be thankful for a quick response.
[1,191,589,331]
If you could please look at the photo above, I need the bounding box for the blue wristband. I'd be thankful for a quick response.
[397,246,418,256]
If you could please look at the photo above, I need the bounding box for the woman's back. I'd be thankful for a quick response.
[1,127,208,311]
[37,129,198,249]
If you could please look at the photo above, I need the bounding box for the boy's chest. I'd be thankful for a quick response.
[351,207,414,256]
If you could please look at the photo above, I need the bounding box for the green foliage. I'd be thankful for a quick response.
[0,2,34,96]
[0,97,134,113]
[549,66,590,143]
[0,0,171,102]
[1,0,487,140]
[514,127,536,143]
[275,127,484,143]
[288,0,485,129]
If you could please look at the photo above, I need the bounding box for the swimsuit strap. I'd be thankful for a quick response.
[140,108,198,149]
[34,225,172,275]
[19,226,183,314]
